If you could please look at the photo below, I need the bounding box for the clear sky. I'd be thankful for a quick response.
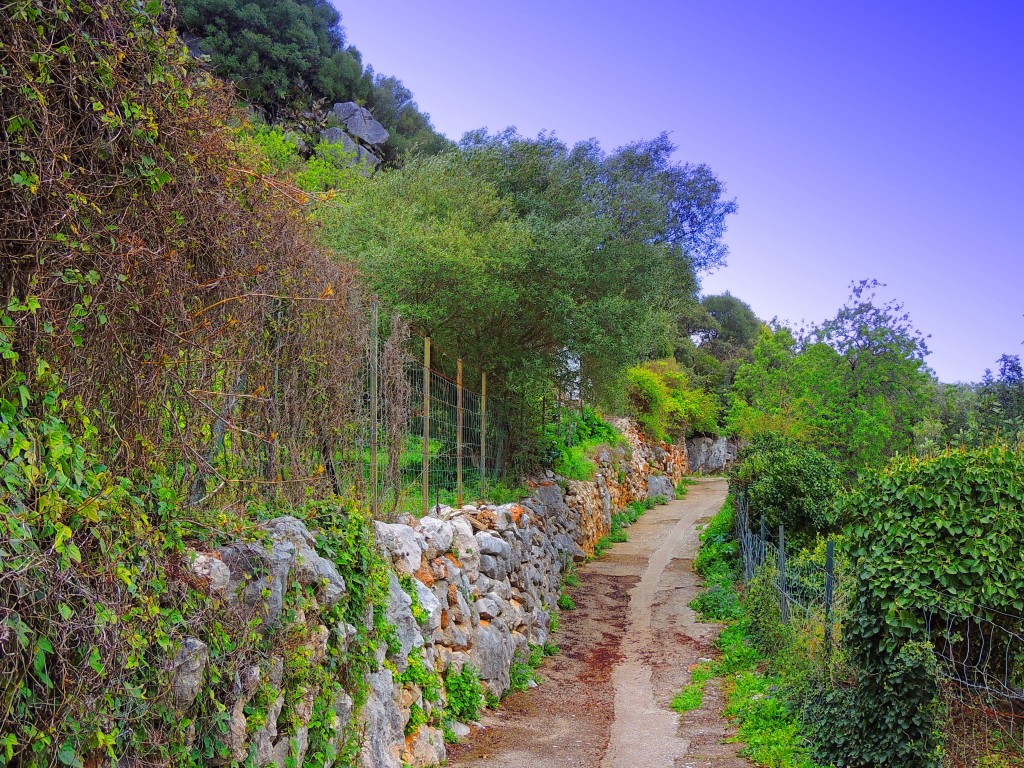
[337,0,1023,383]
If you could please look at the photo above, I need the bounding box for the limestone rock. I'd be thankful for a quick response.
[386,572,424,670]
[190,553,231,593]
[469,622,515,695]
[475,531,512,559]
[359,670,405,768]
[261,516,347,608]
[375,521,425,576]
[170,637,208,710]
[344,104,390,146]
[413,578,443,632]
[417,516,455,559]
[319,127,357,154]
[218,540,294,624]
[646,474,676,500]
[402,725,446,768]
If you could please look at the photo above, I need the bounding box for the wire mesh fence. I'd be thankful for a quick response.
[733,490,1024,765]
[354,312,510,519]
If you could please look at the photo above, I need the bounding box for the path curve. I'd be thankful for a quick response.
[448,478,750,768]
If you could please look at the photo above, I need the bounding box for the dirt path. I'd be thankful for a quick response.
[448,478,751,768]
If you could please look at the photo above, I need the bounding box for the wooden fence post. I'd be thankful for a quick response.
[825,539,835,657]
[779,524,788,624]
[480,371,487,496]
[370,301,379,520]
[422,337,430,518]
[457,359,463,508]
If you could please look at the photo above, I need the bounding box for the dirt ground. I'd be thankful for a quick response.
[448,478,751,768]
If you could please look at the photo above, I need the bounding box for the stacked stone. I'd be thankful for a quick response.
[176,421,691,768]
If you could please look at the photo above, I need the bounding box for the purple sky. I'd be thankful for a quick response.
[338,1,1023,383]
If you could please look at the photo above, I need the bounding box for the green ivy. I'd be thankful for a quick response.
[813,445,1024,768]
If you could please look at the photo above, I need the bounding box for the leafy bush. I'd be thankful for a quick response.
[557,592,577,611]
[813,445,1024,768]
[730,432,842,538]
[626,359,720,442]
[543,407,624,481]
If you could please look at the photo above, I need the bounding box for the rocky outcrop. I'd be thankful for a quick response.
[316,101,389,171]
[179,420,687,768]
[685,435,738,474]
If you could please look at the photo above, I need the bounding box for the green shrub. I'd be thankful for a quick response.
[814,445,1024,768]
[544,407,625,481]
[626,359,720,441]
[553,444,598,481]
[730,432,842,539]
[557,592,576,611]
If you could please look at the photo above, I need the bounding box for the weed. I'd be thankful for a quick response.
[444,664,484,724]
[671,683,705,713]
[557,592,577,611]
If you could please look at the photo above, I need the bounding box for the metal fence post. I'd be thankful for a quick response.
[480,371,487,495]
[760,516,767,570]
[825,539,835,658]
[422,337,430,518]
[370,302,379,519]
[456,359,463,508]
[779,524,788,624]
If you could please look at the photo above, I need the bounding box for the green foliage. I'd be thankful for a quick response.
[670,680,705,713]
[730,433,843,539]
[507,661,536,694]
[728,281,935,473]
[811,445,1024,767]
[557,592,577,611]
[561,561,581,588]
[543,407,625,481]
[0,377,392,765]
[688,498,824,768]
[675,477,696,498]
[176,0,372,114]
[626,359,720,442]
[443,664,484,725]
[318,130,735,454]
[690,502,743,621]
[399,575,430,626]
[725,670,822,768]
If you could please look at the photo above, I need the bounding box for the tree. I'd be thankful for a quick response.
[318,130,736,429]
[728,282,937,472]
[175,0,373,115]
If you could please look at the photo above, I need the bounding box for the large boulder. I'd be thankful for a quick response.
[687,436,732,473]
[318,127,357,154]
[345,106,390,146]
[646,474,676,500]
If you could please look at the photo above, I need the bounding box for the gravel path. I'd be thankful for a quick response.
[448,478,751,768]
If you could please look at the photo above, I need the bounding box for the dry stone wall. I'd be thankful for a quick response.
[175,421,686,768]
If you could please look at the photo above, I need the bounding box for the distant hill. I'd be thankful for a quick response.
[173,0,449,161]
